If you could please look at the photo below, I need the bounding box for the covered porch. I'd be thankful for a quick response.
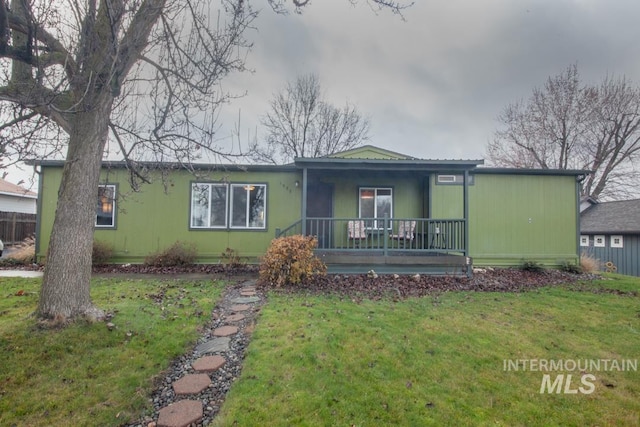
[276,216,472,275]
[276,147,483,275]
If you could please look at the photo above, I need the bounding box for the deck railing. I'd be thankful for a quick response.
[277,217,466,255]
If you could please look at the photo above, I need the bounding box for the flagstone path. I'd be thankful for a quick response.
[133,279,263,427]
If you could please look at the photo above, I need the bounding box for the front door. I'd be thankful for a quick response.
[306,182,334,249]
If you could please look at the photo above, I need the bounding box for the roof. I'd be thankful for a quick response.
[580,199,640,234]
[0,178,37,199]
[297,145,484,171]
[28,160,297,173]
[474,167,590,177]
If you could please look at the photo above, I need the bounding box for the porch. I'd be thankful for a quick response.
[276,217,472,275]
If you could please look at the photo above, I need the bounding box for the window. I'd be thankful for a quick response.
[96,185,116,228]
[190,183,228,228]
[231,184,266,229]
[436,174,474,185]
[190,183,267,230]
[611,235,623,248]
[580,235,589,247]
[359,187,392,228]
[594,235,605,247]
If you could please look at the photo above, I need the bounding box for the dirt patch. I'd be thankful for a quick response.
[258,268,600,301]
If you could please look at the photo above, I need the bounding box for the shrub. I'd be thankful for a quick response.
[580,253,600,273]
[560,260,583,274]
[520,259,544,273]
[92,240,114,265]
[221,247,245,270]
[0,236,36,265]
[259,235,326,286]
[144,241,197,267]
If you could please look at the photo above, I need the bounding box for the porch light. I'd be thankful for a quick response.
[243,185,255,191]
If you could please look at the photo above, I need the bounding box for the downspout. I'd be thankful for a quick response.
[575,174,588,264]
[34,164,43,262]
[463,169,469,257]
[301,167,308,235]
[464,169,472,277]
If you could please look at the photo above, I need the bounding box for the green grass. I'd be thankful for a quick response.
[0,276,223,427]
[214,275,640,427]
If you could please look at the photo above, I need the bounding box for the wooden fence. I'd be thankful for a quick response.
[0,211,36,244]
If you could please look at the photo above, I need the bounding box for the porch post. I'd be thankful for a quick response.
[463,169,469,257]
[301,167,308,235]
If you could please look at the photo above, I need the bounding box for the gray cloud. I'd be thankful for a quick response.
[212,1,640,161]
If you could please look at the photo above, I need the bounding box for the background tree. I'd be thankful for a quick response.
[0,0,411,322]
[486,64,640,200]
[252,73,370,164]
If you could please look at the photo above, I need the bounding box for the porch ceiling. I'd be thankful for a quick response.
[294,157,484,172]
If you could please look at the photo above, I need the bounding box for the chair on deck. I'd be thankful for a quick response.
[390,220,416,248]
[347,220,368,248]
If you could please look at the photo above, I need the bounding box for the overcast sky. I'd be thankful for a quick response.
[5,0,640,188]
[214,0,640,162]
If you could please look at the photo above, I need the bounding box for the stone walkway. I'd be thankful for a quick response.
[130,279,263,427]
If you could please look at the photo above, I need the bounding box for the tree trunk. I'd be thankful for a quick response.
[37,98,113,321]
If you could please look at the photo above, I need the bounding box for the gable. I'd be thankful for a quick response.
[327,145,416,160]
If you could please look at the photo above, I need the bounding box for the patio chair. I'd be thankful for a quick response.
[390,220,416,248]
[347,220,368,248]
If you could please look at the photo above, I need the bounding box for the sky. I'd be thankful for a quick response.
[5,0,640,189]
[214,0,640,162]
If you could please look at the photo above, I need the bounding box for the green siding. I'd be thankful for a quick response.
[37,164,580,268]
[37,167,301,263]
[468,174,578,266]
[430,175,463,218]
[322,172,424,218]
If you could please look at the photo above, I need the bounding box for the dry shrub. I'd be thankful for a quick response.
[580,253,600,273]
[92,240,114,265]
[4,236,36,265]
[144,241,197,267]
[259,235,326,287]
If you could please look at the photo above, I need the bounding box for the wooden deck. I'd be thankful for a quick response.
[316,250,472,276]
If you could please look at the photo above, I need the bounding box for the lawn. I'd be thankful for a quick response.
[1,274,639,427]
[0,276,224,427]
[213,275,640,427]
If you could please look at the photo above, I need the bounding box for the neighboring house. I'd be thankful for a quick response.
[32,145,587,274]
[580,199,640,277]
[0,178,37,214]
[0,178,37,244]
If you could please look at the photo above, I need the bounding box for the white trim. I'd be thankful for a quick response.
[610,235,624,248]
[594,235,605,247]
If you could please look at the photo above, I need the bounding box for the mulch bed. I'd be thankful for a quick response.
[258,268,602,301]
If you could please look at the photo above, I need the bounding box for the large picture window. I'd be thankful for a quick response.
[359,187,392,228]
[190,183,228,228]
[190,182,266,230]
[231,184,266,229]
[96,185,116,228]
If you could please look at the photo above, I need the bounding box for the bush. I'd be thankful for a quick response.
[520,259,544,273]
[92,240,114,265]
[580,253,600,273]
[259,235,326,286]
[144,241,197,267]
[560,260,583,274]
[221,247,245,271]
[0,236,36,265]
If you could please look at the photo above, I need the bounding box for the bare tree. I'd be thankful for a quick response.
[486,64,640,200]
[253,73,370,164]
[0,0,411,322]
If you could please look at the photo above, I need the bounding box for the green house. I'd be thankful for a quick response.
[33,145,587,274]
